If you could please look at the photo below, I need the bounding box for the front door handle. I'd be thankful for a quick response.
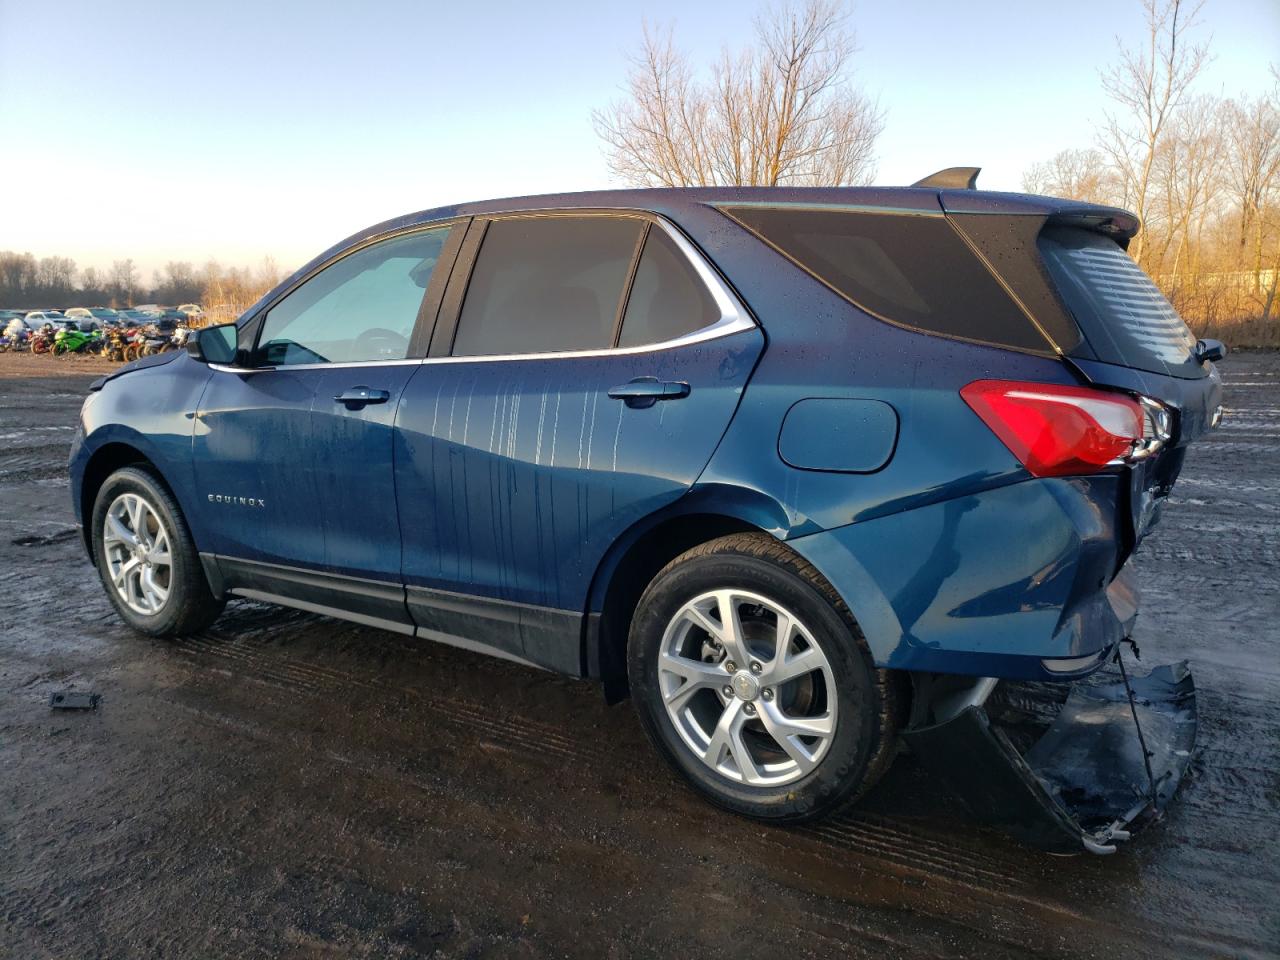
[334,386,391,408]
[608,377,691,409]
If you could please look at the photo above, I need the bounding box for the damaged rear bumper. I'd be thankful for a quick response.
[902,661,1196,854]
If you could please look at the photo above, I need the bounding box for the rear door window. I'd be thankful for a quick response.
[452,216,643,357]
[618,227,720,348]
[1038,227,1202,379]
[721,205,1053,353]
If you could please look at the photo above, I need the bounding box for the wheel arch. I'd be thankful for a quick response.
[583,509,766,702]
[581,475,908,706]
[584,472,822,701]
[78,442,166,563]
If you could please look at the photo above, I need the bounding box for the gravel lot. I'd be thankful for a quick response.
[2,351,1277,959]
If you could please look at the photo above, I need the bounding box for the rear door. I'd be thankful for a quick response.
[394,213,763,672]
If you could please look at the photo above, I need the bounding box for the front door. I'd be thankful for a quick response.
[394,214,764,671]
[192,222,462,630]
[192,366,323,566]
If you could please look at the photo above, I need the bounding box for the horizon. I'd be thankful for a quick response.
[1,0,1277,282]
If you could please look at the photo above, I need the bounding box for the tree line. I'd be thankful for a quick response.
[1022,0,1279,344]
[0,252,284,323]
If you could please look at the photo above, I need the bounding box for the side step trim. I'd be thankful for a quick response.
[199,553,582,674]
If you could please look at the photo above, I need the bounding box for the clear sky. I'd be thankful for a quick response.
[1,0,1276,281]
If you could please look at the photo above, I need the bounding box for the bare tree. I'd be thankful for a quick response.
[80,267,104,296]
[1260,203,1280,325]
[1152,96,1223,291]
[257,255,283,291]
[593,0,884,187]
[36,256,78,300]
[1224,77,1280,288]
[151,261,203,305]
[110,259,139,307]
[1020,148,1115,203]
[199,256,284,323]
[1098,0,1210,265]
[0,252,35,303]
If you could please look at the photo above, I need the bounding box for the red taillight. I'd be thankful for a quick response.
[961,380,1144,478]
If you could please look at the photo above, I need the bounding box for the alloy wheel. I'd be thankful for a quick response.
[657,588,837,787]
[103,493,173,615]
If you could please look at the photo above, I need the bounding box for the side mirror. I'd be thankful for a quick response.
[187,322,238,365]
[1194,338,1226,364]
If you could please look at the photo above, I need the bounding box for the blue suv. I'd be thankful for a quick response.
[70,171,1223,852]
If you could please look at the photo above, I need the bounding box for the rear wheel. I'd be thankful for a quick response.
[91,466,223,636]
[628,533,899,822]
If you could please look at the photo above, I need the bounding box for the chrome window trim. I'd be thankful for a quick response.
[209,358,423,374]
[210,212,755,374]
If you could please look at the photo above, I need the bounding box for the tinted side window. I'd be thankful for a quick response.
[452,216,642,357]
[618,228,719,348]
[258,226,452,366]
[722,206,1052,353]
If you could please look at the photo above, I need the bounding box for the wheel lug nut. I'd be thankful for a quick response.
[743,703,756,716]
[762,688,774,701]
[722,685,734,698]
[724,661,736,673]
[750,661,762,675]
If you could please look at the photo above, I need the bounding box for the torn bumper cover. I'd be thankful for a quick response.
[902,661,1196,854]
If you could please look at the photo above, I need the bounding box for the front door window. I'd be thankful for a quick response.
[257,227,452,365]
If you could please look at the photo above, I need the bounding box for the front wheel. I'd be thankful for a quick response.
[628,534,900,823]
[91,466,224,636]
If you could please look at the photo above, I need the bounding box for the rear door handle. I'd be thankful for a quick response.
[608,377,690,409]
[334,386,391,407]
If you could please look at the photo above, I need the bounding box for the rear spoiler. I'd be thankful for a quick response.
[938,190,1140,246]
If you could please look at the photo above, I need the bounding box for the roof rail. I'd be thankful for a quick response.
[911,167,981,190]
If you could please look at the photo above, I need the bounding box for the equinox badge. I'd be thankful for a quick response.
[208,494,266,507]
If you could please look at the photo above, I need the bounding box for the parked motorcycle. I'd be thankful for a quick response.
[135,323,173,358]
[98,326,132,362]
[0,318,28,352]
[52,327,103,356]
[29,325,56,354]
[119,325,167,362]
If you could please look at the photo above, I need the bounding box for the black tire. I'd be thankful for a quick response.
[91,466,224,636]
[628,533,900,823]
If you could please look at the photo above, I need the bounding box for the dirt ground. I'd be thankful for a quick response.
[0,350,121,378]
[1,350,1277,959]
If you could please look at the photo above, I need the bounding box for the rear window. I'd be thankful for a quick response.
[453,216,643,357]
[1038,227,1202,379]
[721,205,1053,353]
